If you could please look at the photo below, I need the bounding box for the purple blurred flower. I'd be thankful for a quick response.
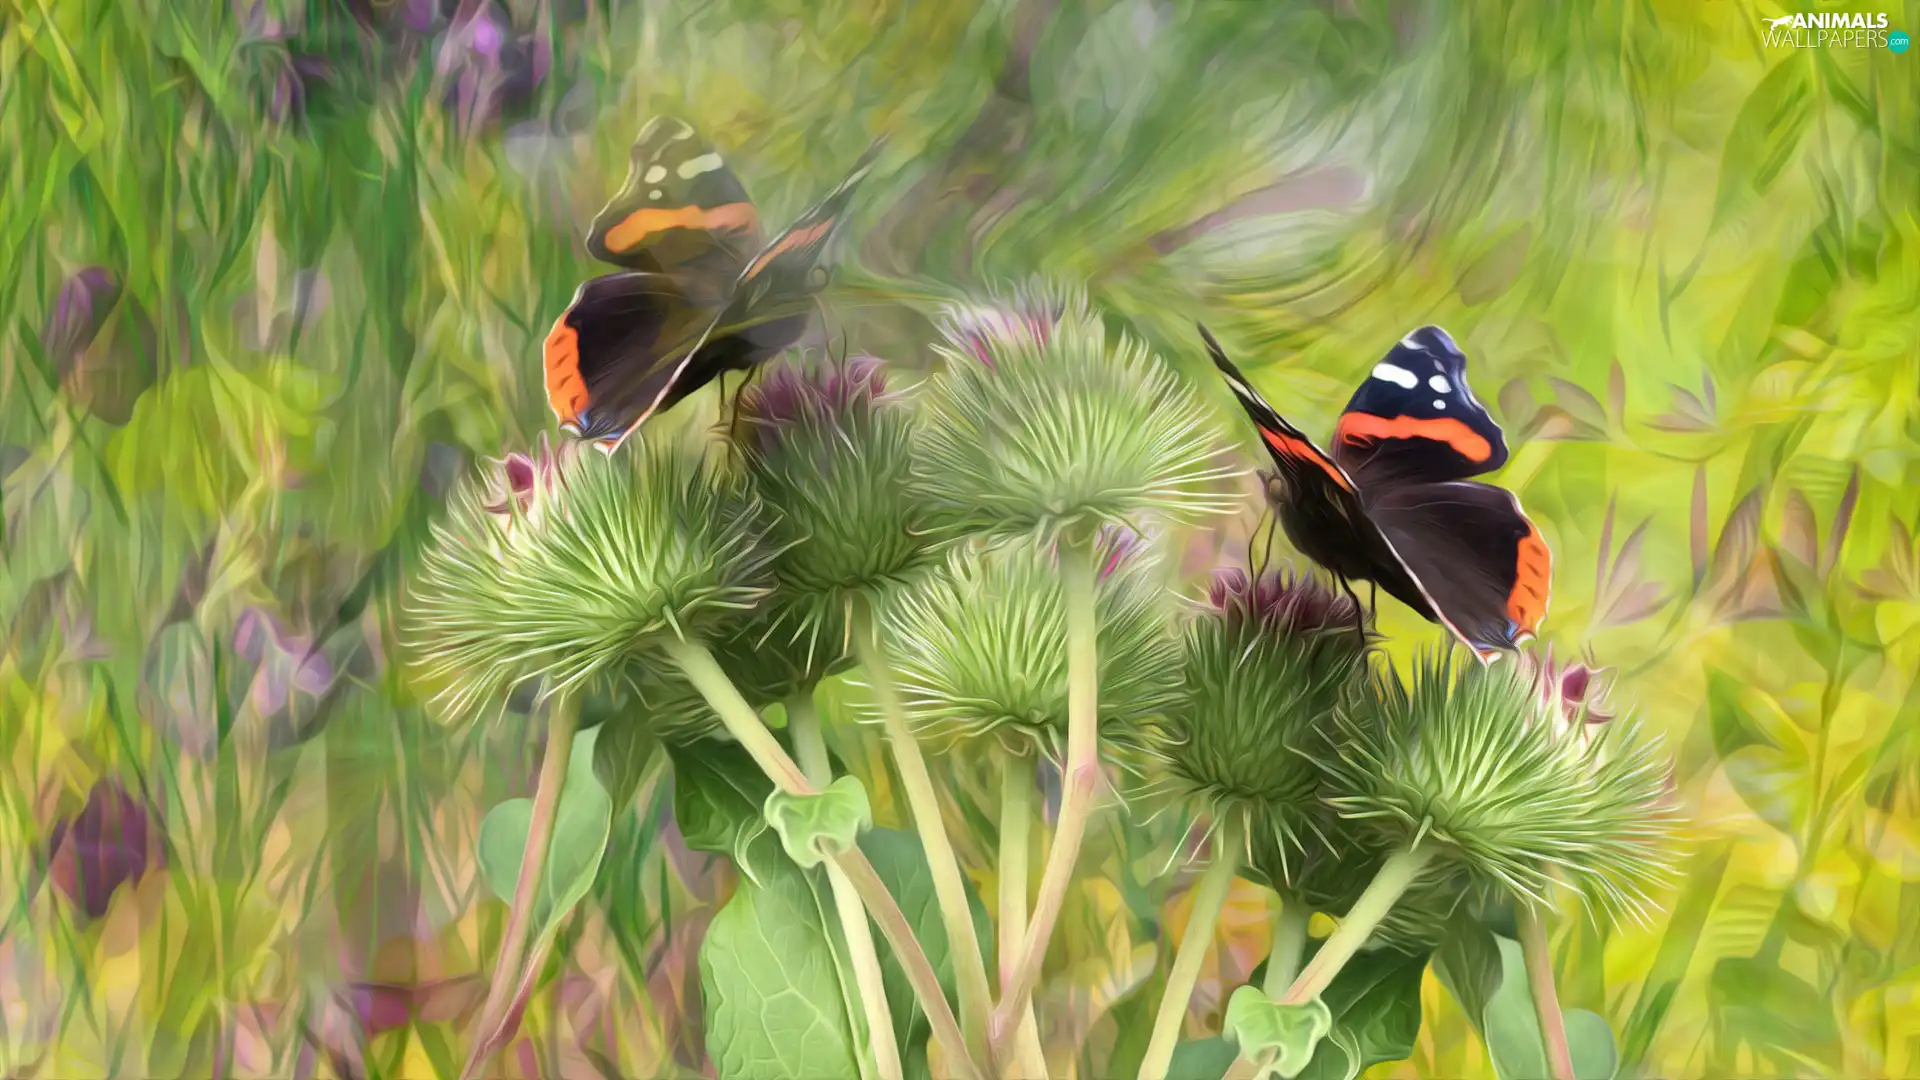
[435,4,548,135]
[937,289,1067,369]
[420,441,468,501]
[234,607,338,720]
[45,781,159,920]
[1207,565,1365,638]
[479,431,573,520]
[40,267,119,373]
[732,355,891,453]
[1521,646,1617,731]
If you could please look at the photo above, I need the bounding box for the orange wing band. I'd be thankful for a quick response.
[1506,522,1552,636]
[604,202,758,254]
[1260,427,1353,491]
[744,219,835,280]
[1336,413,1494,463]
[543,317,587,426]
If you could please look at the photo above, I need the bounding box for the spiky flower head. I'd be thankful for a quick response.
[914,283,1242,543]
[882,529,1179,758]
[1318,652,1679,921]
[1143,565,1370,875]
[406,439,773,721]
[731,352,937,640]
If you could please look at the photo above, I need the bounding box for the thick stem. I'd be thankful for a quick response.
[1517,902,1576,1080]
[459,699,578,1080]
[665,638,984,1080]
[1280,845,1432,1004]
[990,538,1102,1057]
[790,692,904,1080]
[1261,896,1311,1000]
[852,598,996,1064]
[1138,820,1244,1080]
[998,751,1048,1080]
[1220,847,1432,1080]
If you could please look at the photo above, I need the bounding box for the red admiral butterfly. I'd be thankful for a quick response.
[1200,323,1551,663]
[544,118,883,454]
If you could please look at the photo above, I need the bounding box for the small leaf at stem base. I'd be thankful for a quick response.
[1224,985,1332,1078]
[765,776,874,868]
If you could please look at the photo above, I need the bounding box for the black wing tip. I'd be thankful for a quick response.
[1195,322,1240,375]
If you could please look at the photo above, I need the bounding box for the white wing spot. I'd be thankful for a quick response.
[677,153,724,179]
[1433,399,1448,410]
[1398,332,1422,349]
[648,189,664,200]
[1371,362,1419,389]
[670,121,695,141]
[1429,374,1452,393]
[644,165,667,184]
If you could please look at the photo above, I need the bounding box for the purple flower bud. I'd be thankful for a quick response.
[480,432,573,522]
[46,781,159,920]
[41,267,119,371]
[734,355,891,453]
[1522,646,1616,730]
[1207,565,1364,638]
[938,293,1065,369]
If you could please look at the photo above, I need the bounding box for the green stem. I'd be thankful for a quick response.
[790,692,904,1080]
[999,750,1048,1079]
[1262,897,1311,1000]
[1280,845,1432,1004]
[665,637,984,1080]
[991,537,1102,1059]
[459,698,578,1080]
[1138,820,1244,1080]
[1517,901,1576,1080]
[852,598,996,1065]
[1220,847,1432,1080]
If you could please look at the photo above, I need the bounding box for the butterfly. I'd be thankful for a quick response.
[1199,323,1551,663]
[543,117,884,454]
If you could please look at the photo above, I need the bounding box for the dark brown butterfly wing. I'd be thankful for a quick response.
[1331,326,1511,487]
[1359,479,1552,660]
[584,117,764,276]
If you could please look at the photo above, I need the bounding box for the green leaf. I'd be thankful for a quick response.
[592,714,660,813]
[700,847,862,1080]
[1435,912,1505,1030]
[1165,1035,1238,1080]
[1295,947,1429,1080]
[859,827,994,1061]
[668,736,778,883]
[1708,54,1814,233]
[477,725,615,943]
[1223,985,1331,1079]
[765,776,873,868]
[1482,936,1619,1080]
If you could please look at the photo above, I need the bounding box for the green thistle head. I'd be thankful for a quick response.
[732,352,937,635]
[882,526,1179,757]
[1144,565,1370,875]
[914,283,1242,543]
[1318,651,1679,920]
[406,438,773,720]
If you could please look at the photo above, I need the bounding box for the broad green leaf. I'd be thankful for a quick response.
[1481,936,1618,1080]
[592,714,660,813]
[477,725,615,943]
[668,735,778,882]
[1223,985,1331,1079]
[1705,956,1841,1072]
[859,826,994,1060]
[765,776,873,868]
[1295,946,1429,1080]
[1435,912,1505,1028]
[1165,1035,1237,1080]
[700,848,862,1080]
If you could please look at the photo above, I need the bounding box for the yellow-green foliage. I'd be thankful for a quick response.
[2,1,1915,1077]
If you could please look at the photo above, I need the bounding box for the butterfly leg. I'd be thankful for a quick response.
[1338,576,1368,648]
[1368,581,1378,621]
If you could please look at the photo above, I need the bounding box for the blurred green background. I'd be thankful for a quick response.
[3,0,1918,1076]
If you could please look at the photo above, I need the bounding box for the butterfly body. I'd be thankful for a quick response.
[544,117,883,452]
[1202,324,1551,662]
